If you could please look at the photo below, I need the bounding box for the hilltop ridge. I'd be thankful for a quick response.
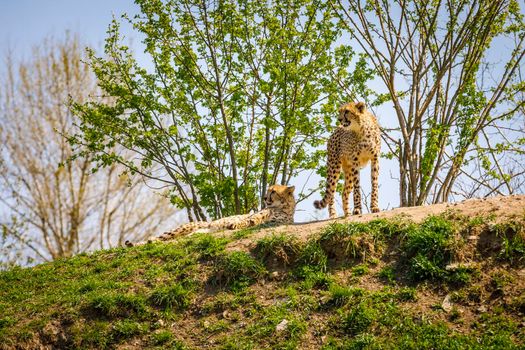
[0,195,524,349]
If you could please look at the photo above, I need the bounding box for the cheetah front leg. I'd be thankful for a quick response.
[342,169,354,218]
[226,210,270,230]
[352,163,362,215]
[370,154,380,213]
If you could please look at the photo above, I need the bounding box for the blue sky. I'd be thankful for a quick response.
[0,0,400,222]
[0,1,139,57]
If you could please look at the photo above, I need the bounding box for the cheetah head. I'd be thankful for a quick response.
[263,185,295,209]
[338,102,366,131]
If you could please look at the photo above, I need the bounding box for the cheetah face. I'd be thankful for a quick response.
[263,185,295,208]
[338,102,366,129]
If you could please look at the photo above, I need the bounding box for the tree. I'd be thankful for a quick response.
[0,34,176,266]
[68,0,378,221]
[332,0,525,205]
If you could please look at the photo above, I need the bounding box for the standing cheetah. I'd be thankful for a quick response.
[314,102,381,218]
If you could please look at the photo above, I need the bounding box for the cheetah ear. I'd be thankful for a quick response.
[356,102,366,113]
[287,186,295,194]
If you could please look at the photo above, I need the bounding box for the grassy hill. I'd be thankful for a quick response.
[1,196,524,349]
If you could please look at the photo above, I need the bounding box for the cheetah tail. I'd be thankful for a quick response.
[155,221,211,242]
[314,198,328,209]
[124,222,207,247]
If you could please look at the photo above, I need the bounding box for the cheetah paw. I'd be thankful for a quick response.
[353,208,362,215]
[371,207,380,213]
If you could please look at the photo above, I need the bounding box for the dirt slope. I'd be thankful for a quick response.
[229,194,525,250]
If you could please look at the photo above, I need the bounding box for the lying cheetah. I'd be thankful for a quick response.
[125,185,295,246]
[314,102,381,218]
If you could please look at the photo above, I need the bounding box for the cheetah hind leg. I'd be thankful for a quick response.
[352,162,362,215]
[370,154,380,213]
[342,171,353,218]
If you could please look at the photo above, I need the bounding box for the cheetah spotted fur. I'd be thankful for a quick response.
[125,185,295,246]
[314,102,381,218]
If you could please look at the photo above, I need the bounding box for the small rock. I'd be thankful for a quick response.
[155,319,165,328]
[222,310,230,319]
[442,294,453,312]
[446,263,460,271]
[271,271,280,279]
[275,319,289,332]
[446,262,474,271]
[477,305,488,313]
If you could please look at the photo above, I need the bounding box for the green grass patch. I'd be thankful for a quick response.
[202,289,257,314]
[246,304,307,349]
[151,330,174,345]
[317,222,378,261]
[377,266,396,284]
[340,302,377,336]
[212,251,266,289]
[189,234,229,260]
[112,319,146,340]
[253,233,301,266]
[352,264,369,276]
[493,221,525,264]
[395,287,418,302]
[295,241,328,272]
[84,292,148,319]
[326,285,365,308]
[150,282,193,311]
[232,226,260,239]
[296,266,333,290]
[401,215,473,283]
